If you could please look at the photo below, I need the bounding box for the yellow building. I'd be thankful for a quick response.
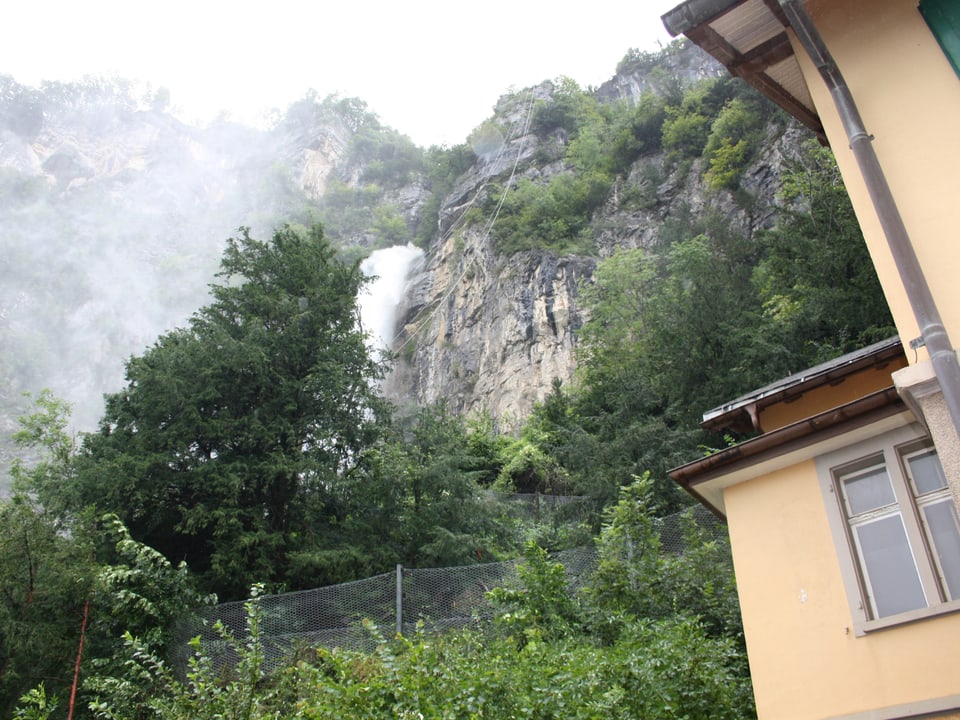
[661,1,960,718]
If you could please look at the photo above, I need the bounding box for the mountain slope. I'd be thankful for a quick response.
[1,41,814,472]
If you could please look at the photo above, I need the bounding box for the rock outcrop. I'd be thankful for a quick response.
[0,41,809,471]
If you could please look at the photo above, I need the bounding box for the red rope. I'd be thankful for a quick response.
[68,598,90,720]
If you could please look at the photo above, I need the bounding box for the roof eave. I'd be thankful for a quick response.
[700,337,905,433]
[669,386,908,518]
[662,0,747,37]
[661,0,827,140]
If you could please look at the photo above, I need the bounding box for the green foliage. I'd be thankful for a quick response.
[413,143,477,248]
[530,77,598,138]
[9,389,76,508]
[462,410,512,487]
[490,173,608,255]
[661,77,745,162]
[478,72,779,257]
[351,402,511,570]
[279,92,376,136]
[643,229,768,416]
[587,475,663,619]
[608,94,667,173]
[93,515,212,655]
[0,495,94,719]
[535,130,893,515]
[756,139,896,362]
[318,181,412,248]
[661,108,711,159]
[705,137,750,189]
[488,541,582,645]
[494,437,570,495]
[350,124,424,189]
[86,586,269,720]
[1,394,96,718]
[588,476,742,642]
[72,224,391,600]
[82,570,753,720]
[703,97,769,189]
[13,684,58,720]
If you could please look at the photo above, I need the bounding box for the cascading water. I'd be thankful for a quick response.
[358,244,426,360]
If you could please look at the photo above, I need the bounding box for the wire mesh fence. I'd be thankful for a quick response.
[172,502,726,675]
[490,491,595,522]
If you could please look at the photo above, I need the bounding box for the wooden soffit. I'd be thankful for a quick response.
[662,0,826,140]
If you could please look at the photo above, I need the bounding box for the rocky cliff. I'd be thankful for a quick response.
[382,45,806,424]
[0,41,809,467]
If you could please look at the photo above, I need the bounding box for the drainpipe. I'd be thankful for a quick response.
[779,0,960,442]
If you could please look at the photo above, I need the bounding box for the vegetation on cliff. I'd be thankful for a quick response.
[1,40,896,718]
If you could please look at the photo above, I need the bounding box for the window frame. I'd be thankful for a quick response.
[816,423,960,635]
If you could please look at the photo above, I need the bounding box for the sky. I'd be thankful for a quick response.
[2,0,681,147]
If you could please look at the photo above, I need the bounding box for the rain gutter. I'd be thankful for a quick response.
[661,0,740,36]
[778,0,960,444]
[670,386,906,518]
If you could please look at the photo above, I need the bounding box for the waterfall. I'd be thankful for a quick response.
[359,244,425,359]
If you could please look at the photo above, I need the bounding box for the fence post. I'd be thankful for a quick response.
[396,564,403,636]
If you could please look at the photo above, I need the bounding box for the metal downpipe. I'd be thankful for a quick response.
[779,0,960,443]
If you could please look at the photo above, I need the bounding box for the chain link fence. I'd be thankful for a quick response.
[172,502,725,675]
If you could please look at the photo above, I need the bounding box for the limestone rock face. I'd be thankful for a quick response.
[388,223,595,424]
[381,46,799,423]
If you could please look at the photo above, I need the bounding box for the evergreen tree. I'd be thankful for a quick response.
[756,140,896,364]
[72,225,391,599]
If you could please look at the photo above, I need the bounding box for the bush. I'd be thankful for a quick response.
[492,173,607,255]
[703,98,766,189]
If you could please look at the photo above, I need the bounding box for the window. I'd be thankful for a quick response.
[920,0,960,79]
[818,426,960,632]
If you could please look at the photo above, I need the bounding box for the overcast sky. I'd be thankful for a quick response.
[2,1,681,147]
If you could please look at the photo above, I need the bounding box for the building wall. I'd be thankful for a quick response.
[796,0,960,359]
[725,455,960,719]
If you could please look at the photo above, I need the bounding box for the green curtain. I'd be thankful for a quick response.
[920,0,960,78]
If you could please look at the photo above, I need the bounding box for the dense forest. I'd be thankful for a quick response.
[1,41,895,719]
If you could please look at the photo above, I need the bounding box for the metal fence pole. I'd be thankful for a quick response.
[396,564,403,636]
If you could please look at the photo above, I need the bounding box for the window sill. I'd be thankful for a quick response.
[857,598,960,636]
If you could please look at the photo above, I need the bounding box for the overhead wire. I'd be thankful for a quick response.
[387,88,539,356]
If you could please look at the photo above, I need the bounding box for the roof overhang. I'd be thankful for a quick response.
[701,337,905,434]
[662,0,826,140]
[669,387,912,518]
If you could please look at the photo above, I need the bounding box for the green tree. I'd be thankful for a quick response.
[488,541,582,646]
[1,393,95,718]
[660,76,743,161]
[703,96,771,190]
[588,475,742,642]
[0,495,93,718]
[9,390,76,512]
[72,224,391,599]
[530,77,598,138]
[491,173,608,255]
[608,93,667,173]
[366,403,507,568]
[414,143,477,248]
[560,247,695,509]
[756,140,896,363]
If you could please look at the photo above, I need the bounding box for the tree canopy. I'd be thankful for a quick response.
[69,224,391,599]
